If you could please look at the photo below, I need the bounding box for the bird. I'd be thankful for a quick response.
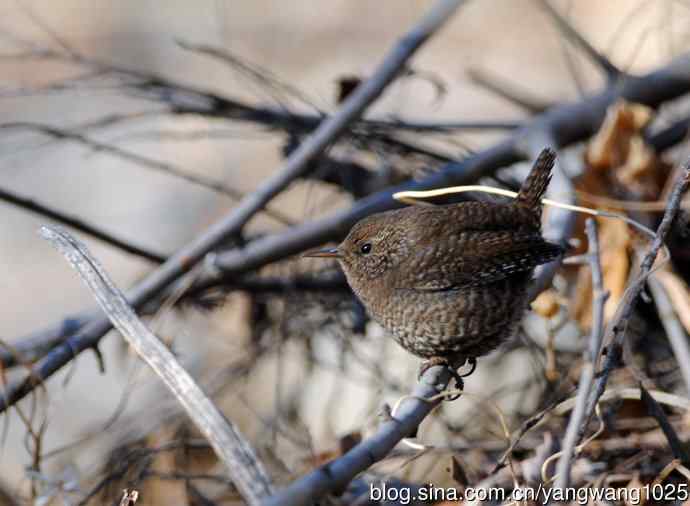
[305,148,564,386]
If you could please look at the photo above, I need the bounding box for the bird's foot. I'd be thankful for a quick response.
[418,357,476,401]
[459,357,477,378]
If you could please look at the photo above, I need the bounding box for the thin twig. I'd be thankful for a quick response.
[0,46,460,162]
[536,0,621,80]
[466,67,551,113]
[553,218,609,489]
[639,384,690,464]
[648,274,690,395]
[0,0,467,412]
[176,40,322,114]
[0,186,166,263]
[0,122,294,226]
[580,159,690,441]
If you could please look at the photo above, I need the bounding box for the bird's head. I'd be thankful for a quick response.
[305,211,412,284]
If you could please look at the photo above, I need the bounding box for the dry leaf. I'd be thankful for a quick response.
[571,217,630,329]
[584,100,666,199]
[570,99,671,330]
[586,100,653,172]
[532,289,560,318]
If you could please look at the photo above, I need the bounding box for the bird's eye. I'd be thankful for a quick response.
[360,243,372,255]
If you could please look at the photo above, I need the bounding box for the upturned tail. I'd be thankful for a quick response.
[516,147,555,216]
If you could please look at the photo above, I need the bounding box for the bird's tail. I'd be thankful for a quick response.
[516,147,556,215]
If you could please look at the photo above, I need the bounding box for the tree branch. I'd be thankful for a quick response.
[554,218,608,489]
[0,122,294,226]
[0,186,166,263]
[41,226,273,505]
[580,158,690,442]
[0,0,468,413]
[536,0,621,81]
[262,365,453,506]
[467,67,551,113]
[212,53,690,276]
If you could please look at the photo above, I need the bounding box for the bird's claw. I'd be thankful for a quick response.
[418,357,477,401]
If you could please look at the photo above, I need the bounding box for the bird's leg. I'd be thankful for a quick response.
[459,357,477,377]
[418,356,465,401]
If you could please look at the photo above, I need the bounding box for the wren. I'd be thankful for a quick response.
[306,148,563,379]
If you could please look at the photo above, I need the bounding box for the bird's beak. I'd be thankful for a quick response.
[303,247,341,258]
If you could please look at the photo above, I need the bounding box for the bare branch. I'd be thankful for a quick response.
[0,122,294,226]
[536,0,622,81]
[467,67,552,113]
[640,384,690,463]
[0,186,166,263]
[366,118,521,131]
[0,0,468,413]
[581,158,690,441]
[647,116,690,152]
[554,218,609,489]
[176,40,323,114]
[40,226,273,504]
[262,366,453,506]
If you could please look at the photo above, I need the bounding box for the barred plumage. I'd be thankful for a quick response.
[307,148,563,368]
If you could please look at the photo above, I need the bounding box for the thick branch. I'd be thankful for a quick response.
[41,226,273,504]
[262,366,453,506]
[5,53,690,375]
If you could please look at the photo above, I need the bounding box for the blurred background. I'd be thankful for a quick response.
[1,1,690,504]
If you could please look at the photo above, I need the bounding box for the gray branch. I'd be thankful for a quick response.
[580,158,690,441]
[40,226,273,504]
[212,52,690,276]
[553,218,609,490]
[262,366,453,506]
[0,0,467,412]
[536,0,621,80]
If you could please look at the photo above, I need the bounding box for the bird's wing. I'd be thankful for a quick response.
[403,230,563,291]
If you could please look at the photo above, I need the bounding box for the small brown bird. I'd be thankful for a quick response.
[306,148,563,381]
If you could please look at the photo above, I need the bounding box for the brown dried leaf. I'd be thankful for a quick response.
[570,99,671,330]
[144,426,189,505]
[571,217,630,329]
[584,100,665,200]
[586,100,653,171]
[532,289,560,318]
